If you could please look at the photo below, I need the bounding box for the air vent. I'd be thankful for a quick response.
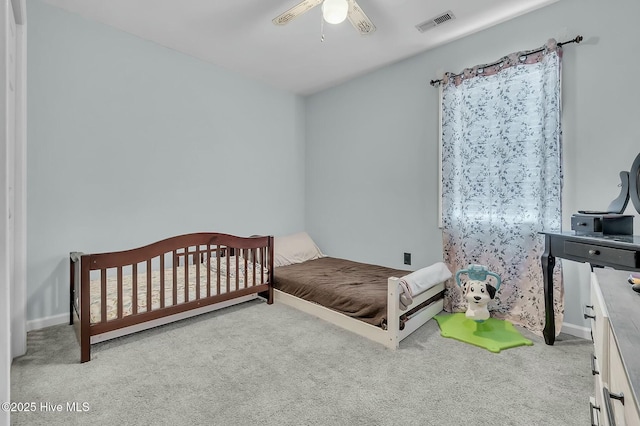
[274,13,295,25]
[415,10,455,33]
[354,20,374,34]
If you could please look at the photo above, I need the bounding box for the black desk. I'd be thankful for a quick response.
[541,232,640,345]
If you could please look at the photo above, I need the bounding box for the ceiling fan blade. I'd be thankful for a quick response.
[348,0,376,35]
[272,0,324,26]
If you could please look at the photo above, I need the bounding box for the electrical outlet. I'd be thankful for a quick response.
[404,252,411,265]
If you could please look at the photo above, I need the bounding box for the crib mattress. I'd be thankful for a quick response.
[273,257,410,327]
[88,260,266,324]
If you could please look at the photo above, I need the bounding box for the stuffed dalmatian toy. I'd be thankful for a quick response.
[461,279,497,321]
[456,265,501,322]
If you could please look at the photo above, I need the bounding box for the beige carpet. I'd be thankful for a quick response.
[11,299,592,425]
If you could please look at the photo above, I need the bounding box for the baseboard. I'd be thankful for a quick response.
[27,311,593,341]
[561,322,590,340]
[27,313,68,332]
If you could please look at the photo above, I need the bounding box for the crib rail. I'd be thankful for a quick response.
[70,233,274,362]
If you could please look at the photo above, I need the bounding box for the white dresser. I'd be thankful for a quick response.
[588,268,640,426]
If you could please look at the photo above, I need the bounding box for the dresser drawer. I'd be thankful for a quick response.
[571,215,601,234]
[608,327,640,426]
[565,241,638,268]
[593,372,606,426]
[590,395,604,426]
[591,268,640,426]
[590,273,610,382]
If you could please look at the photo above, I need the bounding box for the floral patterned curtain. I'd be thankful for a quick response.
[440,39,564,336]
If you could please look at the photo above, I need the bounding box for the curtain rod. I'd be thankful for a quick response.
[429,35,583,87]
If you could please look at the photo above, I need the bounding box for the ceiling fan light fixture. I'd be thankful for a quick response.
[322,0,349,24]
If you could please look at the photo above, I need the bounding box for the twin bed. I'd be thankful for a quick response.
[70,231,450,362]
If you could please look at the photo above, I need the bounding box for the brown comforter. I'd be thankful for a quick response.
[274,257,410,327]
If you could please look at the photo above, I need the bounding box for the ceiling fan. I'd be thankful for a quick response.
[272,0,376,35]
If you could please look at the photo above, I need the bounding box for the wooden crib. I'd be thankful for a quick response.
[70,232,273,362]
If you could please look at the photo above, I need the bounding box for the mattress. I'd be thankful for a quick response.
[88,258,267,324]
[273,257,410,327]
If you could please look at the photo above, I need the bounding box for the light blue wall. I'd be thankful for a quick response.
[27,0,306,322]
[27,0,640,331]
[305,0,640,329]
[305,63,442,269]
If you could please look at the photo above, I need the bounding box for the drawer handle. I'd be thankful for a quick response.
[603,386,624,426]
[590,400,601,426]
[591,353,599,375]
[584,304,596,320]
[588,249,600,256]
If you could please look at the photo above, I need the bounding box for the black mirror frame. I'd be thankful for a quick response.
[630,152,640,215]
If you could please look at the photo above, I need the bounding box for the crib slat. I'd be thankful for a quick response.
[100,270,107,323]
[173,250,178,306]
[184,248,189,303]
[117,266,123,319]
[206,244,211,297]
[160,255,165,309]
[195,246,201,300]
[226,250,230,293]
[251,249,255,286]
[249,246,260,287]
[252,248,257,287]
[216,245,221,295]
[250,249,255,286]
[147,260,152,311]
[235,250,239,292]
[243,250,248,290]
[260,248,265,285]
[132,263,138,315]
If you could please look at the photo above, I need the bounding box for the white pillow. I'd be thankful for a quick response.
[274,232,324,267]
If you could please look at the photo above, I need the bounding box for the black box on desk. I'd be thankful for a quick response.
[571,214,634,236]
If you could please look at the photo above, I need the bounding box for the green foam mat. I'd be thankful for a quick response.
[434,313,533,353]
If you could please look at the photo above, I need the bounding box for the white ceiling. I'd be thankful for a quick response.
[41,0,559,95]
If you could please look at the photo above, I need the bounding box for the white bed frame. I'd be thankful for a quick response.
[274,277,445,349]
